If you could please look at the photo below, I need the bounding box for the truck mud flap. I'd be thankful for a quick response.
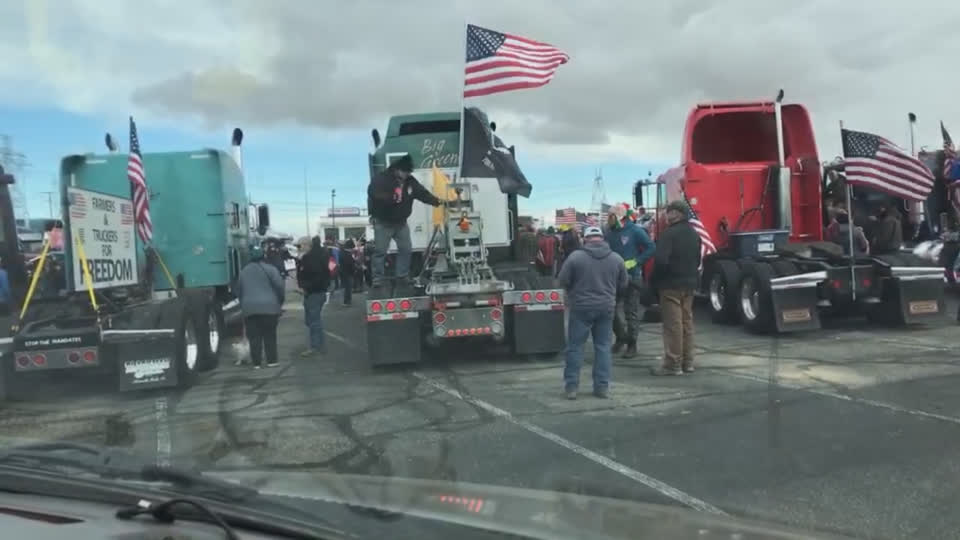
[510,305,566,354]
[103,329,179,391]
[888,267,945,324]
[768,271,824,333]
[366,314,422,366]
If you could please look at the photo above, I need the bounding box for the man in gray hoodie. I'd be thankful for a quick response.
[557,226,628,399]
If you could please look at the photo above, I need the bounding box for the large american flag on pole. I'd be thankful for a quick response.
[464,24,569,99]
[127,117,152,244]
[841,128,935,202]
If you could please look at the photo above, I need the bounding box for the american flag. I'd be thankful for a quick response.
[464,24,569,99]
[943,122,960,215]
[555,207,576,226]
[127,117,152,244]
[576,212,596,229]
[841,128,934,202]
[688,205,716,270]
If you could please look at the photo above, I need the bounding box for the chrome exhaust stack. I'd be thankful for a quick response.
[230,128,244,171]
[773,89,792,232]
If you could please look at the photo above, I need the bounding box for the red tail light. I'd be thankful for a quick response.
[535,291,546,302]
[549,291,560,302]
[400,299,412,311]
[32,354,46,366]
[490,308,502,321]
[521,292,532,303]
[370,301,383,313]
[831,280,842,289]
[862,278,872,288]
[434,312,446,324]
[16,356,29,368]
[68,352,81,364]
[386,301,397,312]
[83,350,96,363]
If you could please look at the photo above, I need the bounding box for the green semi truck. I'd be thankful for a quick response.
[0,129,268,397]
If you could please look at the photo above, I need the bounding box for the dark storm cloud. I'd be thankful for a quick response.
[129,0,960,156]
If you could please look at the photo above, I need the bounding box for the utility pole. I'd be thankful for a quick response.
[39,191,54,217]
[303,167,310,238]
[331,188,337,240]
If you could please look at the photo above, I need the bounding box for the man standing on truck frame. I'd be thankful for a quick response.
[606,205,656,358]
[367,154,442,289]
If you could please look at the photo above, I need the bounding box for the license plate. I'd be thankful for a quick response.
[908,300,939,314]
[781,308,811,322]
[757,242,774,253]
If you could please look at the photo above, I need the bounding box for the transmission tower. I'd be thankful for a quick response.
[0,135,30,224]
[590,168,607,212]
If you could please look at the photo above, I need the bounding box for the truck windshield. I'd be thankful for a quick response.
[691,111,786,164]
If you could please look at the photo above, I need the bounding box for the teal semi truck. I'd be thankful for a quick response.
[0,129,268,396]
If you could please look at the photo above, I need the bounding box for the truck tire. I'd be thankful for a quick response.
[167,304,200,389]
[706,259,742,323]
[195,302,224,372]
[738,261,776,333]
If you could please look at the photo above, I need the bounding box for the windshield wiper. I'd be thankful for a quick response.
[0,441,256,502]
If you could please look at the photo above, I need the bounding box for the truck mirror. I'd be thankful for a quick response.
[633,181,643,208]
[257,204,270,235]
[490,121,497,132]
[371,129,381,148]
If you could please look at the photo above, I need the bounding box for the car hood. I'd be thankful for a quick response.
[211,471,855,540]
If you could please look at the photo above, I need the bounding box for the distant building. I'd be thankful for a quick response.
[316,207,372,243]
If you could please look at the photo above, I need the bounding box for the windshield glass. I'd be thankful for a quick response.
[1,3,958,540]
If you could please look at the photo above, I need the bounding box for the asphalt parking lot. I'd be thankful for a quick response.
[1,285,958,540]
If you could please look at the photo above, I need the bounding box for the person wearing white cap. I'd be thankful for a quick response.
[557,226,628,399]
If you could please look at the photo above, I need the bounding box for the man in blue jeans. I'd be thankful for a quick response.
[296,236,331,356]
[367,154,442,289]
[557,226,628,399]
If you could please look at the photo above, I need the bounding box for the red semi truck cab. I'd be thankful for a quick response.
[659,101,825,247]
[645,96,945,333]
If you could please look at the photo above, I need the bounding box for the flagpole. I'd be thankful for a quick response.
[840,119,856,301]
[457,22,468,181]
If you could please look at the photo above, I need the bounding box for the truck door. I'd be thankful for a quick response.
[0,169,26,303]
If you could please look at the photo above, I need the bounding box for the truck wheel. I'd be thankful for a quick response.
[706,259,742,323]
[195,303,224,372]
[738,262,776,333]
[175,308,200,389]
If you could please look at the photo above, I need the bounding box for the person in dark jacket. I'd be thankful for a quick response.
[650,200,702,376]
[367,154,442,288]
[296,236,331,356]
[557,226,628,400]
[870,202,903,255]
[236,245,285,369]
[339,239,356,306]
[605,211,656,358]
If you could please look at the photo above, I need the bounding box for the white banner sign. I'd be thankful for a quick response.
[68,187,138,290]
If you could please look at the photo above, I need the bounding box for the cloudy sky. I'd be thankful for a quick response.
[1,0,957,235]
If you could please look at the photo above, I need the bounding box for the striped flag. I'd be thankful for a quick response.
[127,117,152,244]
[689,206,716,271]
[841,128,934,202]
[464,24,569,99]
[943,122,960,216]
[555,208,576,226]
